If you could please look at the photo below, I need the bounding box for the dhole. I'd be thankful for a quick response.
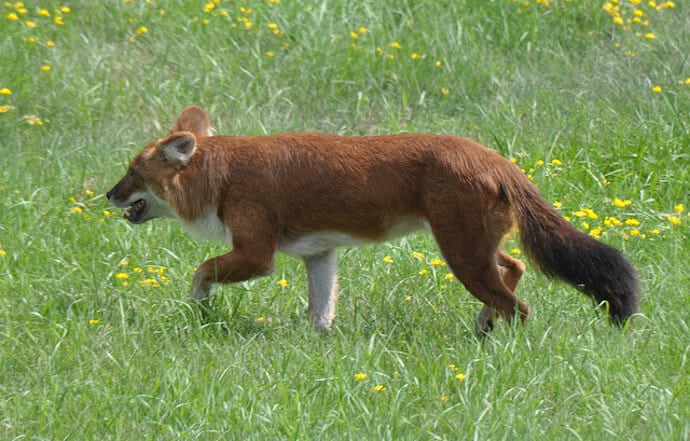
[107,106,639,332]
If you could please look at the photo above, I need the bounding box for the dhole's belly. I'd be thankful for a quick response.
[279,216,429,257]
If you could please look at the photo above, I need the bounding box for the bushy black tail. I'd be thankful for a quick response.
[505,173,640,324]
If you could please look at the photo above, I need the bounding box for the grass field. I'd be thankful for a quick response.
[1,0,689,439]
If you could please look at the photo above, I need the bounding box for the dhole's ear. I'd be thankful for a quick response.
[171,105,212,138]
[157,132,196,164]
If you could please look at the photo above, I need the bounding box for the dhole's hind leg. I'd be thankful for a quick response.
[428,212,530,334]
[303,249,339,331]
[477,250,526,331]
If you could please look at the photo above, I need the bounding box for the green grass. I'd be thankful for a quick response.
[1,0,689,439]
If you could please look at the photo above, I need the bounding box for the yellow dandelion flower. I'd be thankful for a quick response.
[256,316,267,324]
[510,248,522,255]
[448,364,458,371]
[455,373,467,381]
[0,105,9,113]
[439,395,449,402]
[133,267,143,273]
[38,8,50,16]
[674,204,684,213]
[60,6,71,14]
[666,215,682,225]
[411,53,422,60]
[69,206,83,214]
[410,251,424,261]
[89,319,99,325]
[266,51,275,58]
[389,42,402,49]
[354,373,367,381]
[115,272,129,280]
[613,198,632,208]
[383,255,394,264]
[630,229,640,236]
[0,250,6,257]
[136,26,148,35]
[53,15,64,25]
[418,269,428,276]
[551,159,562,166]
[444,273,455,281]
[350,31,359,39]
[625,218,641,226]
[589,226,604,239]
[46,40,56,48]
[430,259,446,267]
[441,88,450,95]
[435,60,442,68]
[644,33,655,40]
[276,278,289,288]
[604,216,623,227]
[0,88,11,95]
[6,12,19,21]
[372,385,386,392]
[41,65,51,72]
[553,201,562,208]
[24,20,36,28]
[118,258,129,266]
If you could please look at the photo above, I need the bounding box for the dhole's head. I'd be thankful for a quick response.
[106,106,212,224]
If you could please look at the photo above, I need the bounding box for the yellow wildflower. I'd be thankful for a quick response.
[354,373,367,381]
[674,204,684,213]
[455,373,467,381]
[276,278,289,288]
[383,255,394,264]
[613,198,632,208]
[667,216,682,226]
[372,385,386,392]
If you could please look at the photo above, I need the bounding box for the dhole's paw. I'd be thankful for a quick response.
[475,306,500,335]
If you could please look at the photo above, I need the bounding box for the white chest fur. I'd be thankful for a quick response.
[181,211,232,243]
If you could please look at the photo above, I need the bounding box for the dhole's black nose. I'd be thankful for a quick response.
[106,189,113,200]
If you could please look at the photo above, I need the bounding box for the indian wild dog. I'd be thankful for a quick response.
[107,105,640,332]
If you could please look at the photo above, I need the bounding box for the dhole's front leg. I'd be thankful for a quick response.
[189,207,279,305]
[189,249,276,303]
[303,249,339,331]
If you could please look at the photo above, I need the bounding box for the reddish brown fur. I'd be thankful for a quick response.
[107,106,639,332]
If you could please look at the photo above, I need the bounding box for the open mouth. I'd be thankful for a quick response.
[124,199,147,223]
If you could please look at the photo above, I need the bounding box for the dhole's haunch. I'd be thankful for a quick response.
[108,106,639,333]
